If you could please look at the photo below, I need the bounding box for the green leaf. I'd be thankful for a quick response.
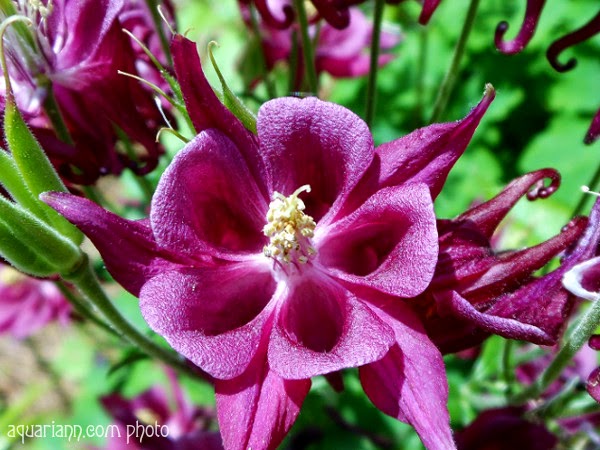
[0,219,55,276]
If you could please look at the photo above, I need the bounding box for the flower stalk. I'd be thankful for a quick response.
[293,0,318,94]
[365,0,385,127]
[429,0,481,123]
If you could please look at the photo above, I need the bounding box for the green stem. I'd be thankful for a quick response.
[365,0,385,127]
[56,280,118,338]
[144,0,173,67]
[429,0,481,123]
[415,25,429,126]
[515,298,600,403]
[62,256,198,378]
[573,161,600,217]
[249,5,276,99]
[288,29,300,93]
[293,0,318,95]
[40,79,73,145]
[25,337,71,411]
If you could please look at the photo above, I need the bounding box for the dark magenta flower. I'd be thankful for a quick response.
[414,169,588,353]
[100,371,223,450]
[43,35,499,450]
[244,5,400,88]
[0,263,71,338]
[455,407,558,450]
[0,0,166,183]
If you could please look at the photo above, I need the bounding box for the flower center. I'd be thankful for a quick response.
[263,185,317,265]
[0,266,27,285]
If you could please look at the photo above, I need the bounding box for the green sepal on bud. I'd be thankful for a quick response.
[0,195,83,275]
[0,219,55,277]
[208,41,257,134]
[3,97,84,246]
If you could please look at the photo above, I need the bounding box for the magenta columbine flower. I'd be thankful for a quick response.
[99,370,223,450]
[244,5,400,88]
[414,169,588,353]
[0,0,165,183]
[0,263,71,339]
[44,34,498,450]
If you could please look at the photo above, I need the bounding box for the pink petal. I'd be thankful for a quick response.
[317,183,437,297]
[495,0,547,54]
[139,261,277,379]
[376,85,495,200]
[419,0,442,24]
[42,192,186,296]
[563,256,600,301]
[269,274,395,379]
[171,35,267,189]
[215,351,310,450]
[257,96,374,223]
[435,290,554,344]
[360,301,455,450]
[151,130,268,260]
[587,367,600,402]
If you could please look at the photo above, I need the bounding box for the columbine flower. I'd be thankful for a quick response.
[0,263,71,338]
[43,34,498,450]
[414,169,588,353]
[455,407,558,450]
[243,5,400,88]
[0,0,166,183]
[99,370,223,449]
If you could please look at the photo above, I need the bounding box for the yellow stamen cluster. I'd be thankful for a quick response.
[27,0,53,19]
[263,185,316,264]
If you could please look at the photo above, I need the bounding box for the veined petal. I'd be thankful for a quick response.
[257,96,374,224]
[42,192,186,296]
[139,262,277,379]
[151,130,268,260]
[269,275,395,379]
[317,183,437,297]
[360,301,455,450]
[375,85,494,200]
[215,351,310,450]
[171,35,267,189]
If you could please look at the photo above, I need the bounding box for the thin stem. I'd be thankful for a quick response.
[62,256,199,379]
[25,337,71,411]
[365,0,385,127]
[573,161,600,217]
[288,29,300,93]
[415,25,429,126]
[514,298,600,403]
[249,5,276,99]
[144,0,173,67]
[55,280,118,337]
[429,0,481,123]
[293,0,318,95]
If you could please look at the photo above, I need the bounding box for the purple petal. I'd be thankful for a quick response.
[257,96,374,224]
[546,10,600,73]
[171,35,267,187]
[269,275,395,379]
[41,192,186,296]
[456,407,558,450]
[151,130,268,260]
[495,0,547,54]
[435,290,554,345]
[375,85,495,200]
[215,352,310,450]
[585,107,600,145]
[359,301,455,450]
[419,0,442,25]
[318,183,437,297]
[139,262,276,379]
[311,0,350,29]
[588,367,600,402]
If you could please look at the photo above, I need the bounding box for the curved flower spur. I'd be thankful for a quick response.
[42,34,496,450]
